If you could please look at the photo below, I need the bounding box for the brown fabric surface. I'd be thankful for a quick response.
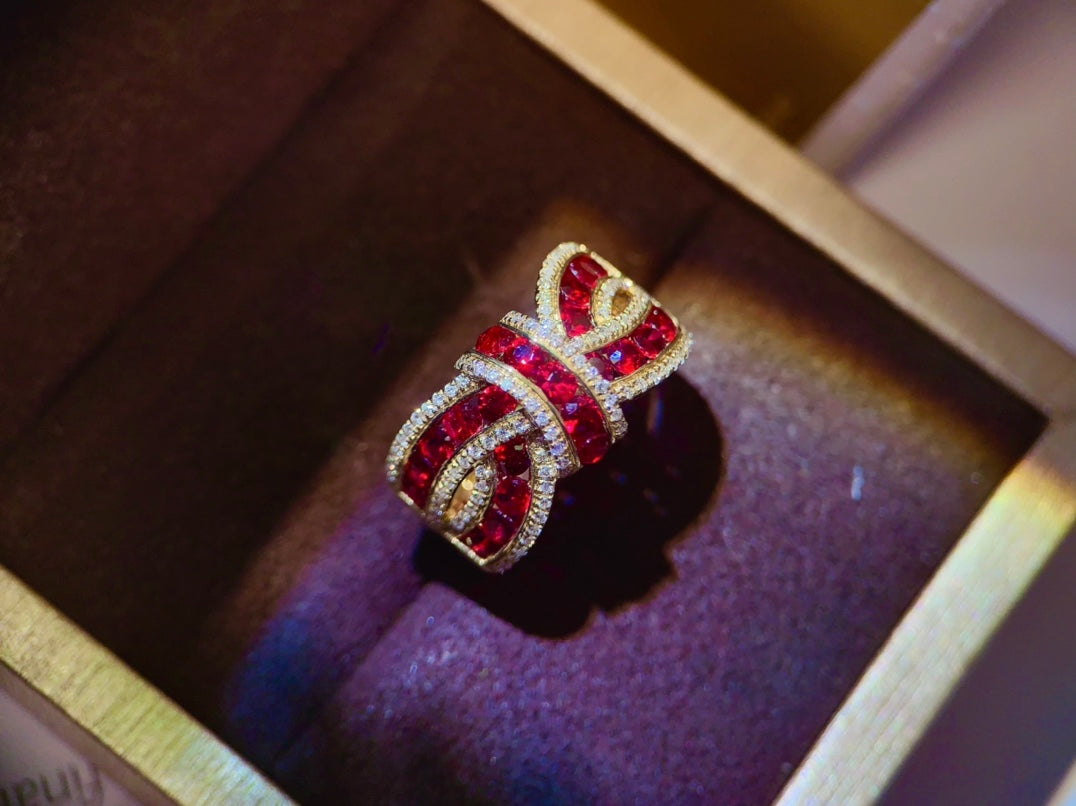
[0,0,402,446]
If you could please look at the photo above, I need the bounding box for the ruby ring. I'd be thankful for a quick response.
[386,243,691,572]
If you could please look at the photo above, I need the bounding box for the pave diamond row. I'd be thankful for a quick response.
[385,373,480,484]
[446,460,496,535]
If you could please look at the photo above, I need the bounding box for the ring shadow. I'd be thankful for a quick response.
[413,374,724,637]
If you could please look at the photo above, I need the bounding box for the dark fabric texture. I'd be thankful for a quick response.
[0,0,402,445]
[0,1,1042,804]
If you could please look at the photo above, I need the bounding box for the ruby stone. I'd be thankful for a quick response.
[402,383,524,509]
[493,476,531,520]
[494,437,530,476]
[633,305,677,359]
[586,305,678,376]
[475,324,525,359]
[539,364,578,405]
[468,510,514,558]
[401,416,456,507]
[561,396,610,464]
[593,338,646,377]
[561,305,593,338]
[509,341,545,372]
[565,254,606,286]
[647,305,678,343]
[477,385,517,422]
[400,454,434,507]
[634,325,667,358]
[495,334,611,462]
[416,421,453,467]
[558,255,607,337]
[467,475,532,558]
[441,394,484,443]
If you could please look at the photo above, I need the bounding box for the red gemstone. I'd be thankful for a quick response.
[633,307,673,358]
[576,429,612,465]
[477,385,517,422]
[507,341,547,374]
[648,306,677,343]
[510,347,562,392]
[559,279,589,311]
[401,455,433,506]
[561,306,593,337]
[475,324,524,359]
[562,398,610,464]
[539,363,579,405]
[441,395,484,444]
[494,437,530,476]
[416,421,453,466]
[493,476,532,521]
[589,353,618,380]
[470,508,517,558]
[565,255,607,288]
[597,339,646,376]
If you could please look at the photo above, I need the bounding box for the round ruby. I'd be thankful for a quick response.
[416,422,453,467]
[441,396,484,444]
[493,476,532,522]
[599,339,646,376]
[494,437,530,476]
[475,324,524,359]
[477,385,517,422]
[539,363,579,405]
[565,255,607,288]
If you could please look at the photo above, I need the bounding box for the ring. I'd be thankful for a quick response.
[385,242,691,572]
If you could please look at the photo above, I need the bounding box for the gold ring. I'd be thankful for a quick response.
[386,242,691,572]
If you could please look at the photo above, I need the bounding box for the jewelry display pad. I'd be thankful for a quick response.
[0,1,1059,804]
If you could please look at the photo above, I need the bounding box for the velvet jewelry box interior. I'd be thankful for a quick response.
[0,1,1043,803]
